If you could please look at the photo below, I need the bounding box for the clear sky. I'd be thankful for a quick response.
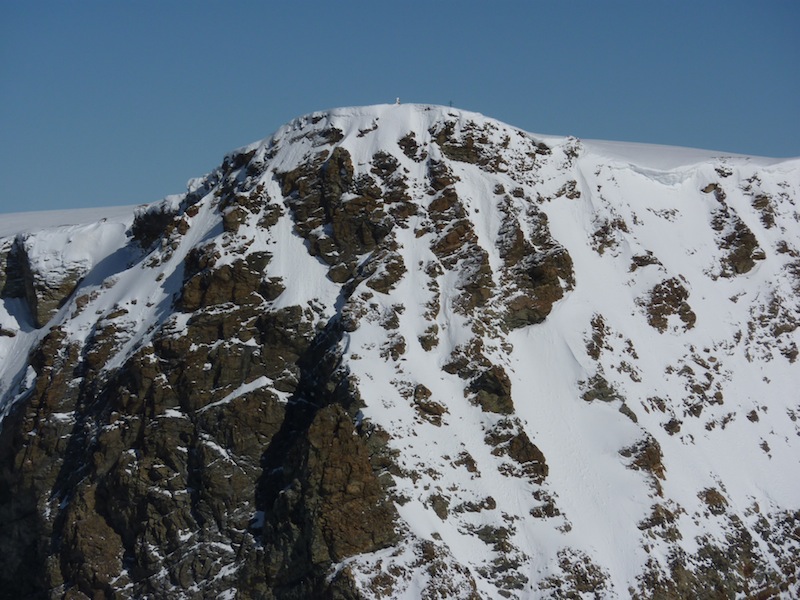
[1,1,798,213]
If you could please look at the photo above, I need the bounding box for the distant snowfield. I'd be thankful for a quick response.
[0,204,137,238]
[581,138,796,170]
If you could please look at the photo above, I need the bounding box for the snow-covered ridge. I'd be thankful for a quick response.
[0,204,136,238]
[3,104,797,236]
[1,104,799,599]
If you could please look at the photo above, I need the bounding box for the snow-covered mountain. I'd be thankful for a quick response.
[1,104,798,599]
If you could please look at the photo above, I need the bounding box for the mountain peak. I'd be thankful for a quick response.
[1,106,799,598]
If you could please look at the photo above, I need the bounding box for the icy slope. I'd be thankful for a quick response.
[1,104,798,599]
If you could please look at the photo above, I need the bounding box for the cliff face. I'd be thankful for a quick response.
[1,104,799,599]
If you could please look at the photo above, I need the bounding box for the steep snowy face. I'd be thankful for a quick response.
[1,104,799,599]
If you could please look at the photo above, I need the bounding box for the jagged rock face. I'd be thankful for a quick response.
[1,235,85,328]
[1,104,799,599]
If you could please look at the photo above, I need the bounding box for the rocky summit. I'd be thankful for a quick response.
[1,104,799,599]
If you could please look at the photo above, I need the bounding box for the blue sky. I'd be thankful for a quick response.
[1,1,798,213]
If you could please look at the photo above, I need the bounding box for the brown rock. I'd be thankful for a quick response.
[469,365,514,414]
